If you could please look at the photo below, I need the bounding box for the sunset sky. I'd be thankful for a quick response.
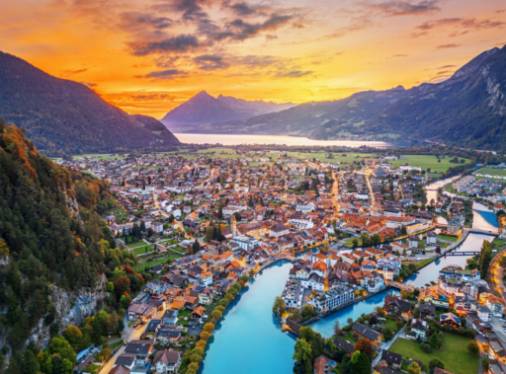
[1,0,505,118]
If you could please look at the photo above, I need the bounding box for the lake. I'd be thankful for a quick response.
[174,133,389,148]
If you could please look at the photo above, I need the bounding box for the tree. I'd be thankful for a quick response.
[371,234,381,246]
[62,325,86,352]
[300,304,317,321]
[354,339,374,359]
[333,321,341,336]
[50,354,73,374]
[407,361,422,374]
[479,240,493,279]
[191,240,201,254]
[203,322,215,333]
[429,359,445,373]
[348,350,371,374]
[48,336,76,365]
[293,338,313,374]
[468,341,479,355]
[273,297,286,317]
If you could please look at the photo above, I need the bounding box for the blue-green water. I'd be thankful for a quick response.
[309,288,399,338]
[202,262,295,374]
[477,209,499,228]
[202,211,498,371]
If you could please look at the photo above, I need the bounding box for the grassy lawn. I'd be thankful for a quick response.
[437,234,457,242]
[73,153,125,161]
[492,238,506,251]
[403,257,435,270]
[195,147,241,159]
[475,167,506,178]
[126,241,154,256]
[389,155,470,175]
[390,333,478,374]
[383,318,401,334]
[134,252,182,272]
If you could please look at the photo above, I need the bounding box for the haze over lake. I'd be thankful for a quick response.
[175,133,390,148]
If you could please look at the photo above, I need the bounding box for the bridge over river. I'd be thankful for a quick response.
[446,251,481,256]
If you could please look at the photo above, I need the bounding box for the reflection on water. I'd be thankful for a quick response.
[174,133,390,148]
[310,289,399,338]
[310,207,498,337]
[407,233,495,288]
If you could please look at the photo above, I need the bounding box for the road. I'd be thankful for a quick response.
[372,326,406,368]
[99,308,166,374]
[330,170,340,221]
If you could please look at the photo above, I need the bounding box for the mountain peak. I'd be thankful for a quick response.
[451,45,503,80]
[162,92,292,130]
[0,51,180,155]
[193,90,214,99]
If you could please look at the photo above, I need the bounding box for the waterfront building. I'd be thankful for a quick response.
[307,284,355,314]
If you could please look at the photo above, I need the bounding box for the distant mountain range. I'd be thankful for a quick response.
[164,45,506,151]
[0,52,180,156]
[161,90,293,132]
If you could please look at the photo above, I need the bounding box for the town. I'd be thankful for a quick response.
[57,147,506,374]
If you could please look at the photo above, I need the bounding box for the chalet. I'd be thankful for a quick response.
[352,323,382,347]
[124,340,153,365]
[110,366,131,374]
[115,354,136,370]
[333,336,354,354]
[161,310,178,327]
[478,306,491,323]
[156,327,182,346]
[153,349,181,373]
[419,302,436,319]
[381,351,402,369]
[383,295,412,321]
[127,303,155,322]
[439,313,461,328]
[145,319,161,334]
[410,319,428,340]
[313,355,337,374]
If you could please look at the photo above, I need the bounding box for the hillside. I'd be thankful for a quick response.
[0,122,139,367]
[0,51,180,156]
[161,90,292,132]
[187,45,506,151]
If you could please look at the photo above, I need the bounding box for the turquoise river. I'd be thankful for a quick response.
[202,210,498,373]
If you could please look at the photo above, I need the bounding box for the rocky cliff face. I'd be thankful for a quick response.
[0,122,117,350]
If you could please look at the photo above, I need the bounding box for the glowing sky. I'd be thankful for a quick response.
[1,0,505,118]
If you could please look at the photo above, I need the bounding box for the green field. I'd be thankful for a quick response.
[285,151,376,165]
[475,167,506,178]
[73,153,126,161]
[126,241,154,256]
[195,147,241,159]
[437,234,457,242]
[134,252,182,272]
[389,155,470,175]
[390,333,478,374]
